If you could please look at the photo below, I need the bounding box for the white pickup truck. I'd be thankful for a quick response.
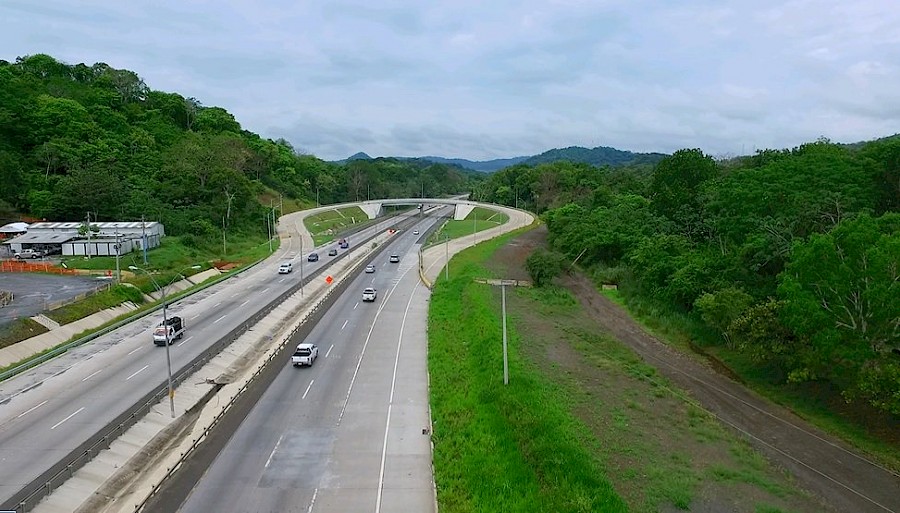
[14,248,44,259]
[291,343,318,367]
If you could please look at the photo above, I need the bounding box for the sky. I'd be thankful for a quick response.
[2,1,899,162]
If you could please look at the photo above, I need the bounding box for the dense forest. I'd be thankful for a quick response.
[480,141,900,417]
[0,54,483,238]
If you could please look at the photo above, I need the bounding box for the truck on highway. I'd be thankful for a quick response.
[291,343,318,367]
[153,316,184,346]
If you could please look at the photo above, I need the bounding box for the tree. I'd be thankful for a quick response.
[694,287,754,346]
[648,148,718,233]
[777,213,900,411]
[526,249,566,287]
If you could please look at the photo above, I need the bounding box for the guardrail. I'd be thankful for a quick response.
[1,215,415,513]
[134,235,392,512]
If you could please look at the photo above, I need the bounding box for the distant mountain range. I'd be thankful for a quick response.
[338,146,668,172]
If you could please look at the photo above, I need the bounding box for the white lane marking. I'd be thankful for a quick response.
[81,369,103,382]
[177,336,193,347]
[127,346,143,356]
[17,400,48,418]
[354,302,359,310]
[239,300,250,308]
[325,344,334,358]
[279,278,286,283]
[264,434,284,468]
[51,406,85,430]
[375,276,417,513]
[213,314,227,324]
[261,287,270,294]
[302,380,315,400]
[126,365,149,380]
[306,488,318,513]
[231,292,240,298]
[213,302,221,308]
[191,314,200,320]
[338,264,415,425]
[341,319,348,330]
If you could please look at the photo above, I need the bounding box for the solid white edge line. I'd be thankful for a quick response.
[375,277,417,513]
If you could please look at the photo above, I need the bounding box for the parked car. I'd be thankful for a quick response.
[389,254,400,263]
[278,262,293,274]
[362,287,377,302]
[328,248,338,256]
[307,252,319,262]
[14,248,44,259]
[365,264,376,273]
[291,343,318,367]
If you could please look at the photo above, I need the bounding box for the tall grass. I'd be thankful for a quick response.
[429,231,627,513]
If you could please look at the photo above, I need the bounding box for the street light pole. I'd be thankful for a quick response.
[445,236,449,281]
[129,264,200,418]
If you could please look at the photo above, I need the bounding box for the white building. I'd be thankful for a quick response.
[3,221,165,256]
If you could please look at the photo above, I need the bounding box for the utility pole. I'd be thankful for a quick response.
[316,187,320,208]
[299,236,304,296]
[445,236,449,281]
[266,212,272,252]
[473,209,477,245]
[502,282,509,385]
[222,216,226,256]
[114,228,121,283]
[141,215,148,264]
[86,212,92,259]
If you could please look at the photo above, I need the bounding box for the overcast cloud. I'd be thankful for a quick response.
[2,0,898,161]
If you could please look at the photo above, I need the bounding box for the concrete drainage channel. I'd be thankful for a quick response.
[2,219,411,513]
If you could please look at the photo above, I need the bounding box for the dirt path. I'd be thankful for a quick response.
[489,227,900,513]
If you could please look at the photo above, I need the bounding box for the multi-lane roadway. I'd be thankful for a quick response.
[0,210,419,509]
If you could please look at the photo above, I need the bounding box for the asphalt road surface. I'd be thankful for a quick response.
[174,223,435,513]
[0,213,412,507]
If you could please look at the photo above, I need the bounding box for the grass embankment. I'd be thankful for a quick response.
[603,288,900,474]
[303,206,369,245]
[430,232,823,512]
[429,206,509,244]
[429,231,627,513]
[0,318,48,350]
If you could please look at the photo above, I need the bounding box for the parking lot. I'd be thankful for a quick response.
[0,272,109,327]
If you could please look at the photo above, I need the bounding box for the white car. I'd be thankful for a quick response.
[389,254,400,263]
[413,230,419,235]
[365,264,376,273]
[278,262,293,274]
[362,287,377,302]
[291,343,318,367]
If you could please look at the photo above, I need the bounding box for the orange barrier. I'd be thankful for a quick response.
[0,260,77,274]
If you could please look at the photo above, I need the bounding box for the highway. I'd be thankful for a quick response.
[0,210,415,508]
[169,222,435,512]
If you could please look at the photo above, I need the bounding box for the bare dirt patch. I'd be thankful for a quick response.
[482,226,896,512]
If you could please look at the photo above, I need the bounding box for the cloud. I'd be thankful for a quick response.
[1,0,899,161]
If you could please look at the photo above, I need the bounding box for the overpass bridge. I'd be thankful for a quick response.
[357,197,479,221]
